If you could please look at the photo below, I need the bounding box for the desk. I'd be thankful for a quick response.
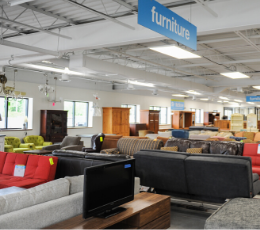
[45,192,171,229]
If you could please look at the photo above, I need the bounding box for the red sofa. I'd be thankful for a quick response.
[0,152,58,189]
[243,143,260,175]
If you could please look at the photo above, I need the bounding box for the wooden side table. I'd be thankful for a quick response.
[45,192,171,229]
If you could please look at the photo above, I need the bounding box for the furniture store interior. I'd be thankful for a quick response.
[0,0,260,229]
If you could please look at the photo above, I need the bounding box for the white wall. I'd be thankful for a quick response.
[0,70,223,147]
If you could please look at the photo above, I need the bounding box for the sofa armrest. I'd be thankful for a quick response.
[42,144,61,150]
[100,148,120,154]
[4,145,13,152]
[26,143,35,150]
[43,142,53,146]
[61,145,83,151]
[20,143,31,148]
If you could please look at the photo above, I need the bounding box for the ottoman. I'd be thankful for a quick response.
[205,198,260,229]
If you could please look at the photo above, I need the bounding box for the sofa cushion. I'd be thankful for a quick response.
[2,153,29,176]
[165,139,190,152]
[133,139,163,156]
[253,173,259,182]
[0,178,69,215]
[0,152,7,173]
[53,150,87,158]
[60,136,81,148]
[209,141,238,155]
[24,155,58,182]
[190,142,210,153]
[117,138,138,156]
[0,178,45,189]
[65,175,84,195]
[186,148,202,154]
[161,146,178,151]
[244,132,255,141]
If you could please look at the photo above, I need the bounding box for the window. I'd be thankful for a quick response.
[224,107,233,120]
[190,108,201,123]
[0,97,29,129]
[150,106,168,124]
[64,101,89,127]
[121,104,137,123]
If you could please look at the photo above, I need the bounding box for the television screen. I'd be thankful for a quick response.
[83,159,135,219]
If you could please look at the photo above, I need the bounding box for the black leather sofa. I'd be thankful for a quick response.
[50,150,128,179]
[165,138,244,156]
[134,150,260,203]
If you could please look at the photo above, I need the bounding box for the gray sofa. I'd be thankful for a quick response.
[0,175,140,229]
[134,150,260,203]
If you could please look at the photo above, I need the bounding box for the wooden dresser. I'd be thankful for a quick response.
[140,110,160,134]
[40,110,68,143]
[130,123,147,136]
[103,107,130,136]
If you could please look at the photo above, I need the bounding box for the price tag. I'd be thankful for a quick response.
[14,165,26,177]
[257,144,260,154]
[100,137,103,142]
[49,158,54,165]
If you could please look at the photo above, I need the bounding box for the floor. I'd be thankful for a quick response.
[169,204,213,229]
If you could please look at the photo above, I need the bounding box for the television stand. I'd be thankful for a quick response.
[95,207,127,219]
[45,192,171,229]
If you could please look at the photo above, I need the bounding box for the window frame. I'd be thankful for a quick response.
[190,108,201,123]
[150,106,168,125]
[121,104,137,123]
[64,100,89,128]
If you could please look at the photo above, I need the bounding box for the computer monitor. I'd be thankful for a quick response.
[83,159,135,219]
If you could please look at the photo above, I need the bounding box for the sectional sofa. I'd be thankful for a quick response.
[0,152,58,189]
[134,150,260,203]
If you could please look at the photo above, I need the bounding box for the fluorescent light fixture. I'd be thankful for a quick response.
[220,72,250,79]
[217,101,222,103]
[7,0,34,6]
[21,64,85,76]
[128,80,154,88]
[219,96,229,100]
[234,99,243,102]
[200,98,209,101]
[150,46,201,59]
[229,102,239,105]
[247,102,255,104]
[223,101,229,103]
[253,86,260,90]
[172,94,188,97]
[185,90,201,95]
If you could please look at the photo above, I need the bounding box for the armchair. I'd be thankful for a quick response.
[82,133,105,153]
[24,135,52,150]
[4,137,30,153]
[42,136,84,151]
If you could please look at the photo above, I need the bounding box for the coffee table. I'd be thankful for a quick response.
[23,150,53,155]
[0,186,26,196]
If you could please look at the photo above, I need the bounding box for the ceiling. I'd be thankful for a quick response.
[1,0,260,106]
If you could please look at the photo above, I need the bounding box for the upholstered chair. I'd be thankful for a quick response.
[24,135,52,150]
[42,136,84,151]
[4,137,31,153]
[82,133,105,153]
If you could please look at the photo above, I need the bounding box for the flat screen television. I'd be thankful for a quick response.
[83,159,135,219]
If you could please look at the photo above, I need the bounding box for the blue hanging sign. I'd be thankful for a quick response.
[246,96,260,102]
[171,99,184,110]
[138,0,197,50]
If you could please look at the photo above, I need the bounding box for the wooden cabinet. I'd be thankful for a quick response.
[140,110,160,134]
[214,120,230,129]
[204,112,220,125]
[172,111,195,129]
[103,107,130,136]
[40,110,68,143]
[130,123,147,136]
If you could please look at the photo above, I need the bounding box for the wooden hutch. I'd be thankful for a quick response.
[204,112,220,126]
[172,111,195,129]
[140,110,160,134]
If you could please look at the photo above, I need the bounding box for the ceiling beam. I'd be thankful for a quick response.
[0,16,72,40]
[20,3,76,25]
[112,0,137,12]
[235,31,260,52]
[194,0,218,17]
[62,0,135,30]
[0,23,25,33]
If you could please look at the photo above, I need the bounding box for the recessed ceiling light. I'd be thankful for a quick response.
[200,98,209,101]
[185,90,201,95]
[219,96,229,100]
[220,72,250,79]
[172,94,188,97]
[234,99,243,102]
[247,102,255,104]
[150,46,201,59]
[253,86,260,90]
[128,80,154,88]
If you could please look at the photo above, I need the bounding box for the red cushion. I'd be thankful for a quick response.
[0,178,45,189]
[252,166,260,175]
[24,155,58,182]
[243,143,258,157]
[2,153,29,176]
[0,152,7,173]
